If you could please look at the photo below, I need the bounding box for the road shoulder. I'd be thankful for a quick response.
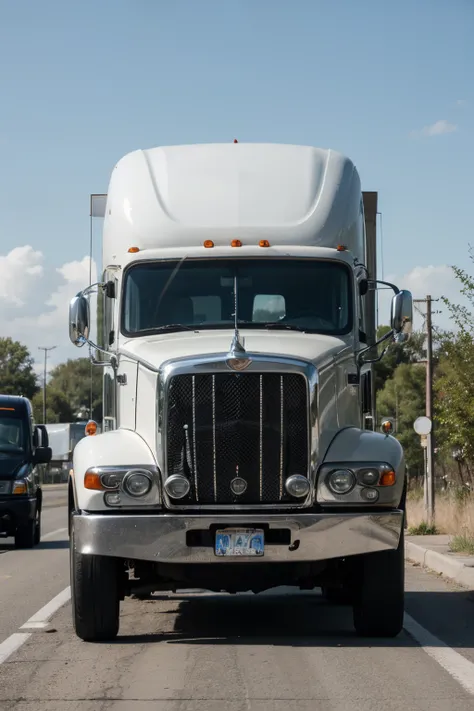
[406,534,474,589]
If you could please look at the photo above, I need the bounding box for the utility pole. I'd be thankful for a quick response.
[414,295,437,524]
[38,346,56,423]
[425,295,435,524]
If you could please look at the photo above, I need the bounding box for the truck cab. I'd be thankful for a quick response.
[0,395,52,548]
[68,142,413,642]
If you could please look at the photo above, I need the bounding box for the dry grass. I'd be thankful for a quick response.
[450,534,474,555]
[407,489,474,536]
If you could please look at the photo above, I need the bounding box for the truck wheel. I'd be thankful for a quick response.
[70,519,121,642]
[34,508,41,545]
[352,527,404,638]
[14,515,36,549]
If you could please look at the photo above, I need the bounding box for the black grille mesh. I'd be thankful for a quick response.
[166,372,308,505]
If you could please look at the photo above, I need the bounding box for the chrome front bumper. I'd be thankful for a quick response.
[74,510,403,564]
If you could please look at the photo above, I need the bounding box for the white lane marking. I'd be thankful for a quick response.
[20,587,71,630]
[0,633,31,664]
[404,613,474,695]
[41,527,67,541]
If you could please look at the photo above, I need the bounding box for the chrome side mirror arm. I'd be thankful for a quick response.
[357,328,395,366]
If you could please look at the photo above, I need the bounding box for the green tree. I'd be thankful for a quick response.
[47,358,102,422]
[374,326,426,392]
[377,363,426,474]
[31,387,75,424]
[435,331,474,462]
[441,252,474,334]
[435,250,474,463]
[0,337,38,399]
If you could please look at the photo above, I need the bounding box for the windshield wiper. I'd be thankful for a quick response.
[154,324,196,333]
[134,323,197,335]
[262,323,307,332]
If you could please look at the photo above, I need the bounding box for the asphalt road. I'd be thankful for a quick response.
[0,493,474,710]
[0,486,69,643]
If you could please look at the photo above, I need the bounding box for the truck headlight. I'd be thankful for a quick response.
[83,465,161,507]
[360,487,379,502]
[12,480,28,495]
[359,468,379,486]
[285,474,311,498]
[164,474,190,500]
[100,472,123,489]
[317,462,400,506]
[326,469,356,494]
[123,470,152,497]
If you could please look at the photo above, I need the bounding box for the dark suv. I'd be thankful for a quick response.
[0,395,52,548]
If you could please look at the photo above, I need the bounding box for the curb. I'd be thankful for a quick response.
[405,541,474,589]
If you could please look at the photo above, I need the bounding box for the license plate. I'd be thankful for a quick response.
[215,528,264,557]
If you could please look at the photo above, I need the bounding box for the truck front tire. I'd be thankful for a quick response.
[352,527,405,638]
[34,507,41,545]
[15,506,40,549]
[14,519,35,549]
[70,519,121,642]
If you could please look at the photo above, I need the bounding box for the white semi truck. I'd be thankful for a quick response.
[68,142,413,642]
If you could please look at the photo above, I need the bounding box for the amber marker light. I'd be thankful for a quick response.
[336,245,347,252]
[380,470,396,487]
[381,420,394,435]
[204,240,214,248]
[128,247,140,253]
[85,420,98,436]
[259,240,270,248]
[231,239,242,247]
[84,472,104,490]
[12,481,27,495]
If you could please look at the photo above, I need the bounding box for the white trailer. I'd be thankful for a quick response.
[44,423,86,463]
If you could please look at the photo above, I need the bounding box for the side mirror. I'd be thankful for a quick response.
[69,294,90,347]
[390,290,413,339]
[33,446,52,465]
[35,425,49,447]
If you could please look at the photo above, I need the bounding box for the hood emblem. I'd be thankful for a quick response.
[230,470,247,495]
[226,357,251,371]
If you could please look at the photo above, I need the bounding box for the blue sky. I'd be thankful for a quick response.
[0,0,473,365]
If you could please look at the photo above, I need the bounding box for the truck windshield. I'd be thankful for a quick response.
[122,259,352,336]
[0,415,26,454]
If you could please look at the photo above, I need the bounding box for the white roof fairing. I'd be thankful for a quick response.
[102,143,365,267]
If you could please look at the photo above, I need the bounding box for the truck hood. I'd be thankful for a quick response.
[121,329,351,371]
[0,453,26,479]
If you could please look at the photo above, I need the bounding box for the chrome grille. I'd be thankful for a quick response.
[165,372,308,505]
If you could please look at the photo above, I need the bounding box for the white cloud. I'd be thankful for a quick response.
[0,246,97,376]
[378,264,468,333]
[37,256,97,333]
[0,246,44,306]
[411,120,458,138]
[456,99,467,107]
